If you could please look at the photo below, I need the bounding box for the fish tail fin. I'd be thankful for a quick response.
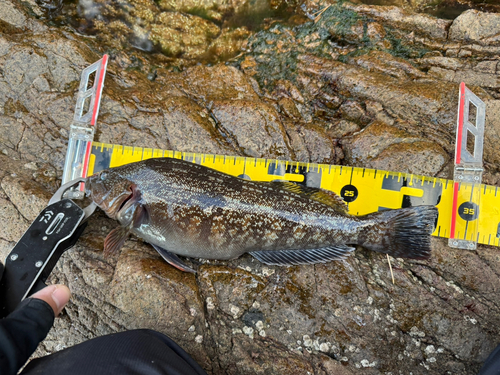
[359,206,438,259]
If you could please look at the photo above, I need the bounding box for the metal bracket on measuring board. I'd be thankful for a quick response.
[61,55,108,199]
[449,82,486,250]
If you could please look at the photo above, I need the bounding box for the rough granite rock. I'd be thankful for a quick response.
[0,0,499,374]
[342,120,450,175]
[449,10,500,44]
[338,0,500,15]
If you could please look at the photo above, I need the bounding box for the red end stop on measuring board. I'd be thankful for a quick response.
[61,55,108,199]
[449,82,486,250]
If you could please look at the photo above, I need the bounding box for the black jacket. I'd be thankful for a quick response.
[0,298,54,375]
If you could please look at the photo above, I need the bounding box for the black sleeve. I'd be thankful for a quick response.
[0,298,55,375]
[480,344,500,375]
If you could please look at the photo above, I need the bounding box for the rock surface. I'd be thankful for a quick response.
[0,0,500,374]
[356,0,500,17]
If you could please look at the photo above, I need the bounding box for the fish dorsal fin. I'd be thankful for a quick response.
[309,190,348,212]
[250,245,354,266]
[270,181,348,212]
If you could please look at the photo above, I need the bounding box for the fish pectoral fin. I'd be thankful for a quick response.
[269,181,348,212]
[104,227,130,257]
[249,245,355,266]
[132,204,149,228]
[150,244,196,273]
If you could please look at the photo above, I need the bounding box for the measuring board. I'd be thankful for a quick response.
[60,56,499,249]
[86,142,500,247]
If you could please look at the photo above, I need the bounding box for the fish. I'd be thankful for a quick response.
[86,157,438,273]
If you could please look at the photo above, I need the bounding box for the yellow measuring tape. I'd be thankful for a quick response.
[87,142,500,248]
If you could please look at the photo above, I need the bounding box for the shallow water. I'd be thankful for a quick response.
[35,0,301,64]
[34,0,500,69]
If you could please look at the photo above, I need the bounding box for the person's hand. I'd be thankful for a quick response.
[30,284,71,316]
[0,259,70,316]
[0,282,71,375]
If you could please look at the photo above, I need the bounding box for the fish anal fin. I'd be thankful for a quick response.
[104,227,130,257]
[270,181,348,212]
[151,244,196,273]
[249,245,354,266]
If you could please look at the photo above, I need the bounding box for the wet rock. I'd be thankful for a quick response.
[161,97,235,155]
[428,65,500,90]
[284,122,337,164]
[150,12,220,59]
[346,4,451,40]
[326,119,361,139]
[368,141,449,176]
[355,0,500,15]
[343,119,450,176]
[410,238,500,360]
[417,56,465,71]
[207,27,251,61]
[108,247,211,368]
[0,115,24,151]
[211,100,293,159]
[156,0,229,21]
[197,266,266,319]
[484,100,500,166]
[343,121,428,160]
[169,64,260,102]
[0,0,500,374]
[225,336,318,374]
[0,197,28,242]
[449,10,500,45]
[31,0,270,64]
[309,61,457,145]
[349,50,427,80]
[0,0,27,29]
[338,100,367,124]
[314,356,357,375]
[1,174,51,221]
[0,0,47,32]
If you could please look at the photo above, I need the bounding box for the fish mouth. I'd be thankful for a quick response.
[105,189,134,219]
[87,175,135,219]
[86,175,106,206]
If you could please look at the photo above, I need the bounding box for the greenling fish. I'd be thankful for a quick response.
[86,158,438,273]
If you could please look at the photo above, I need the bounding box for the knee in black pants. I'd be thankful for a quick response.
[21,329,207,375]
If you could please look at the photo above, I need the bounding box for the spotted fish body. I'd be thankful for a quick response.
[87,158,438,272]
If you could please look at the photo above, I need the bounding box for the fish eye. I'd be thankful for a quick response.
[100,172,107,181]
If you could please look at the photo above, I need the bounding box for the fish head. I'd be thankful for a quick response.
[86,168,138,222]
